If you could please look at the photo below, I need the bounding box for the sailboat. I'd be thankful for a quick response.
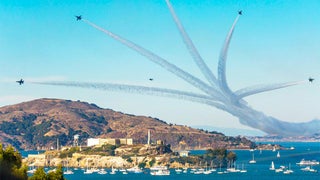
[63,158,74,175]
[110,166,116,175]
[283,163,293,174]
[277,151,280,158]
[249,153,256,164]
[269,161,275,170]
[84,159,93,174]
[240,163,247,173]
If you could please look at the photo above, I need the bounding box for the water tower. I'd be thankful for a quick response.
[73,134,79,147]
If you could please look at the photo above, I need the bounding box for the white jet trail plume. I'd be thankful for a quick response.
[235,80,305,99]
[165,0,219,88]
[69,4,320,137]
[32,81,228,111]
[218,14,240,96]
[81,19,225,100]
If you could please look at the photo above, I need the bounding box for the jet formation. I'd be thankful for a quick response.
[16,79,24,85]
[75,15,82,21]
[309,77,314,83]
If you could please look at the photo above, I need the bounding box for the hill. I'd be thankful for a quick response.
[0,98,255,150]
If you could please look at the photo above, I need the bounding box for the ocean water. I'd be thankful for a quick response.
[25,142,320,179]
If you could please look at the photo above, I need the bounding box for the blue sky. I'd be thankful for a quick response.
[1,0,319,134]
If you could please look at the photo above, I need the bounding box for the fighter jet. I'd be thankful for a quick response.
[16,79,24,85]
[238,10,242,15]
[75,15,82,21]
[308,77,314,83]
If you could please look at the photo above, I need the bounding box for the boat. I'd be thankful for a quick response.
[183,167,188,173]
[175,168,182,173]
[269,161,275,170]
[240,163,247,173]
[63,169,74,175]
[272,147,276,152]
[97,169,107,175]
[83,159,93,174]
[283,163,293,174]
[277,151,280,158]
[47,168,56,173]
[149,165,167,171]
[109,166,116,175]
[63,158,74,175]
[301,166,317,172]
[296,159,320,166]
[127,166,143,173]
[83,169,93,174]
[249,153,256,164]
[150,169,170,176]
[27,168,37,174]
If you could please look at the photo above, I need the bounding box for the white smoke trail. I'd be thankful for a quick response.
[234,80,305,99]
[217,14,240,95]
[32,81,228,109]
[165,0,219,88]
[81,19,225,101]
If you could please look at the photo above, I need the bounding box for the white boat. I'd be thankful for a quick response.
[203,170,212,174]
[109,166,116,175]
[47,168,56,173]
[277,151,280,158]
[269,161,275,170]
[127,166,143,173]
[240,164,247,173]
[150,166,167,171]
[175,168,182,173]
[272,147,276,152]
[249,153,256,164]
[150,169,170,176]
[296,159,320,166]
[97,169,107,175]
[63,170,74,175]
[83,159,93,174]
[283,163,293,174]
[64,158,74,175]
[83,169,93,174]
[301,166,317,172]
[27,168,37,174]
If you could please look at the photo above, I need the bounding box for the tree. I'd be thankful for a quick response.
[29,167,47,180]
[47,164,65,180]
[226,151,237,162]
[0,143,27,180]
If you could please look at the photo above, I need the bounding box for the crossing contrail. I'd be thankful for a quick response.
[32,81,228,111]
[218,14,240,97]
[234,80,305,99]
[82,19,225,101]
[165,0,219,88]
[57,2,319,137]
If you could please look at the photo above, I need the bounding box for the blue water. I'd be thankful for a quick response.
[25,142,320,179]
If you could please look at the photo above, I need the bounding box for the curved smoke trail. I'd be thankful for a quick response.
[67,3,320,137]
[165,0,219,88]
[32,81,228,110]
[82,19,225,101]
[218,14,240,96]
[234,80,305,99]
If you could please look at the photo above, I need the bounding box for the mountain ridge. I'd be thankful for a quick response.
[0,98,254,150]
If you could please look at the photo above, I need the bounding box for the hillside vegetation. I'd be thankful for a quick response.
[0,98,254,150]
